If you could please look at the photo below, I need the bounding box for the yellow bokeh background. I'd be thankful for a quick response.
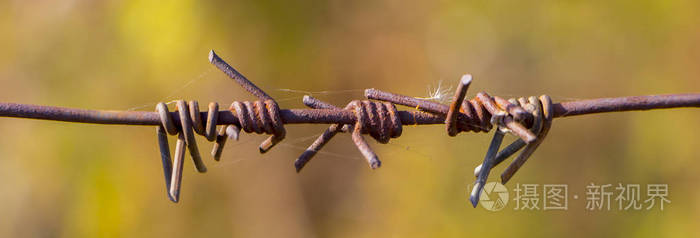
[1,0,699,237]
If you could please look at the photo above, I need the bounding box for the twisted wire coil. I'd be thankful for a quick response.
[350,100,402,143]
[154,99,286,202]
[469,94,553,206]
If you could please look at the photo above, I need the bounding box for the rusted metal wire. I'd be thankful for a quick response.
[1,50,699,206]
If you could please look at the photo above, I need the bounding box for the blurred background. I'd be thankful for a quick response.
[1,0,699,237]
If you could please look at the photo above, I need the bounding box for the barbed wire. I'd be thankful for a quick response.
[1,50,699,206]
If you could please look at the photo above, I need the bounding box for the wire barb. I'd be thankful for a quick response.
[466,95,554,207]
[446,74,472,136]
[153,52,289,202]
[295,96,402,171]
[363,76,557,207]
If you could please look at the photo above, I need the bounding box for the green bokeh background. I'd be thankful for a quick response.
[1,0,699,237]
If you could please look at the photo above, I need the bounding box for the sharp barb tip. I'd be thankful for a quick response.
[370,160,381,169]
[469,185,481,208]
[461,74,473,85]
[208,50,216,63]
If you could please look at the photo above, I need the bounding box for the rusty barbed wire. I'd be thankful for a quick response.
[1,50,699,206]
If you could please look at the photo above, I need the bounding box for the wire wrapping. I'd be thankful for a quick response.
[154,99,286,202]
[231,100,286,149]
[294,99,403,171]
[346,100,403,168]
[468,95,554,207]
[364,87,538,143]
[455,97,492,133]
[350,100,402,144]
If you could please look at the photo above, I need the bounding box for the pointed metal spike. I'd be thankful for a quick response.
[259,135,283,153]
[474,139,529,177]
[470,130,505,207]
[351,127,381,169]
[303,95,337,109]
[209,50,273,101]
[156,126,175,202]
[169,133,187,203]
[446,74,472,136]
[470,184,481,208]
[295,124,344,172]
[295,96,351,171]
